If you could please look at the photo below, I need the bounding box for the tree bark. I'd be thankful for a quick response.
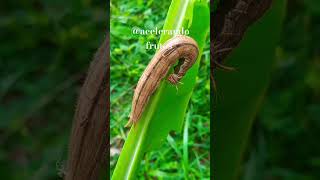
[65,36,109,180]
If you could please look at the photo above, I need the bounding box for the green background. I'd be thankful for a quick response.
[0,1,106,179]
[239,1,320,179]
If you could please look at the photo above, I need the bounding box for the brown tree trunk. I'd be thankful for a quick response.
[65,36,109,180]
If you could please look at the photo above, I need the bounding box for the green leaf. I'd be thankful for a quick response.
[111,0,210,179]
[212,1,286,180]
[304,0,320,15]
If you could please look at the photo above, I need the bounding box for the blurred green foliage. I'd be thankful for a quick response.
[0,1,106,179]
[110,0,210,179]
[241,0,320,180]
[213,1,286,180]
